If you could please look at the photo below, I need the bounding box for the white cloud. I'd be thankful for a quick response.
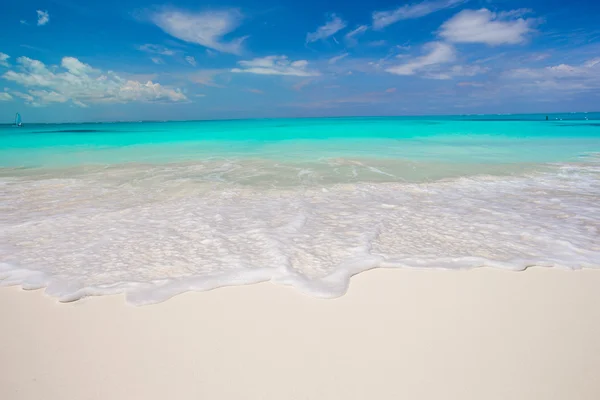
[20,20,28,25]
[0,92,12,101]
[386,42,455,75]
[372,0,466,30]
[329,53,349,64]
[36,10,50,26]
[151,57,164,65]
[498,9,533,19]
[439,9,538,45]
[28,89,69,104]
[138,44,176,56]
[2,56,186,107]
[12,91,35,103]
[306,14,347,43]
[232,56,320,77]
[344,25,368,46]
[0,52,9,67]
[185,56,197,67]
[150,9,247,55]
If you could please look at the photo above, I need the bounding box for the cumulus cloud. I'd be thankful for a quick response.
[386,42,455,75]
[185,56,197,67]
[372,0,466,30]
[150,9,247,55]
[306,14,347,43]
[439,8,538,45]
[344,25,368,46]
[0,52,9,67]
[231,56,320,77]
[36,10,50,26]
[0,92,12,101]
[138,44,176,56]
[2,56,186,107]
[329,53,349,64]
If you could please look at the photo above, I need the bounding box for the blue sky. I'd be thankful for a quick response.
[1,0,599,122]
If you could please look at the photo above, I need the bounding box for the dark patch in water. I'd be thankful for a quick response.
[459,118,534,122]
[557,123,600,127]
[47,129,108,133]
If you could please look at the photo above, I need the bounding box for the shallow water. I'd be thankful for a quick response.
[1,114,599,304]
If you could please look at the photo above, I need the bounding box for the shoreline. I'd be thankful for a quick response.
[2,267,599,400]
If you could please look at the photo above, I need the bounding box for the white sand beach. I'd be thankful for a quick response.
[1,268,600,400]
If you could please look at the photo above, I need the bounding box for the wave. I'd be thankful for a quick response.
[1,160,599,305]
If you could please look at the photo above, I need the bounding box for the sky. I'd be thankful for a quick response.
[1,0,599,122]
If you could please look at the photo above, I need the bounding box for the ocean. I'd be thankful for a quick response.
[1,113,599,304]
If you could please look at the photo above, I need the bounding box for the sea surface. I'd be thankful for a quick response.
[1,113,600,304]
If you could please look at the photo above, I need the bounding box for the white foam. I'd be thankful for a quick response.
[1,160,599,305]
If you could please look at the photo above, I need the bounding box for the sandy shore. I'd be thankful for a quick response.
[1,268,600,400]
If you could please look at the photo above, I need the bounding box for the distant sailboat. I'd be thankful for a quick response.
[14,112,22,127]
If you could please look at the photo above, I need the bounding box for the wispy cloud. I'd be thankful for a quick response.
[426,64,489,80]
[2,56,186,107]
[232,56,320,77]
[372,0,466,30]
[439,8,539,45]
[386,42,455,75]
[185,56,197,67]
[188,69,227,87]
[292,78,316,91]
[368,40,388,47]
[150,57,164,65]
[0,53,10,67]
[457,81,485,87]
[293,88,399,109]
[0,92,12,101]
[138,44,176,56]
[329,53,349,64]
[36,10,50,26]
[20,44,47,52]
[344,25,368,46]
[246,88,264,94]
[504,58,600,92]
[150,9,247,55]
[306,14,347,43]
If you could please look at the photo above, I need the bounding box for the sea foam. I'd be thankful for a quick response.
[1,158,599,305]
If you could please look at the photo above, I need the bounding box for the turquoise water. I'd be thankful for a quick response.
[1,114,599,304]
[2,114,600,168]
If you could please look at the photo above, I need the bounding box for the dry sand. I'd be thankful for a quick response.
[1,268,600,400]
